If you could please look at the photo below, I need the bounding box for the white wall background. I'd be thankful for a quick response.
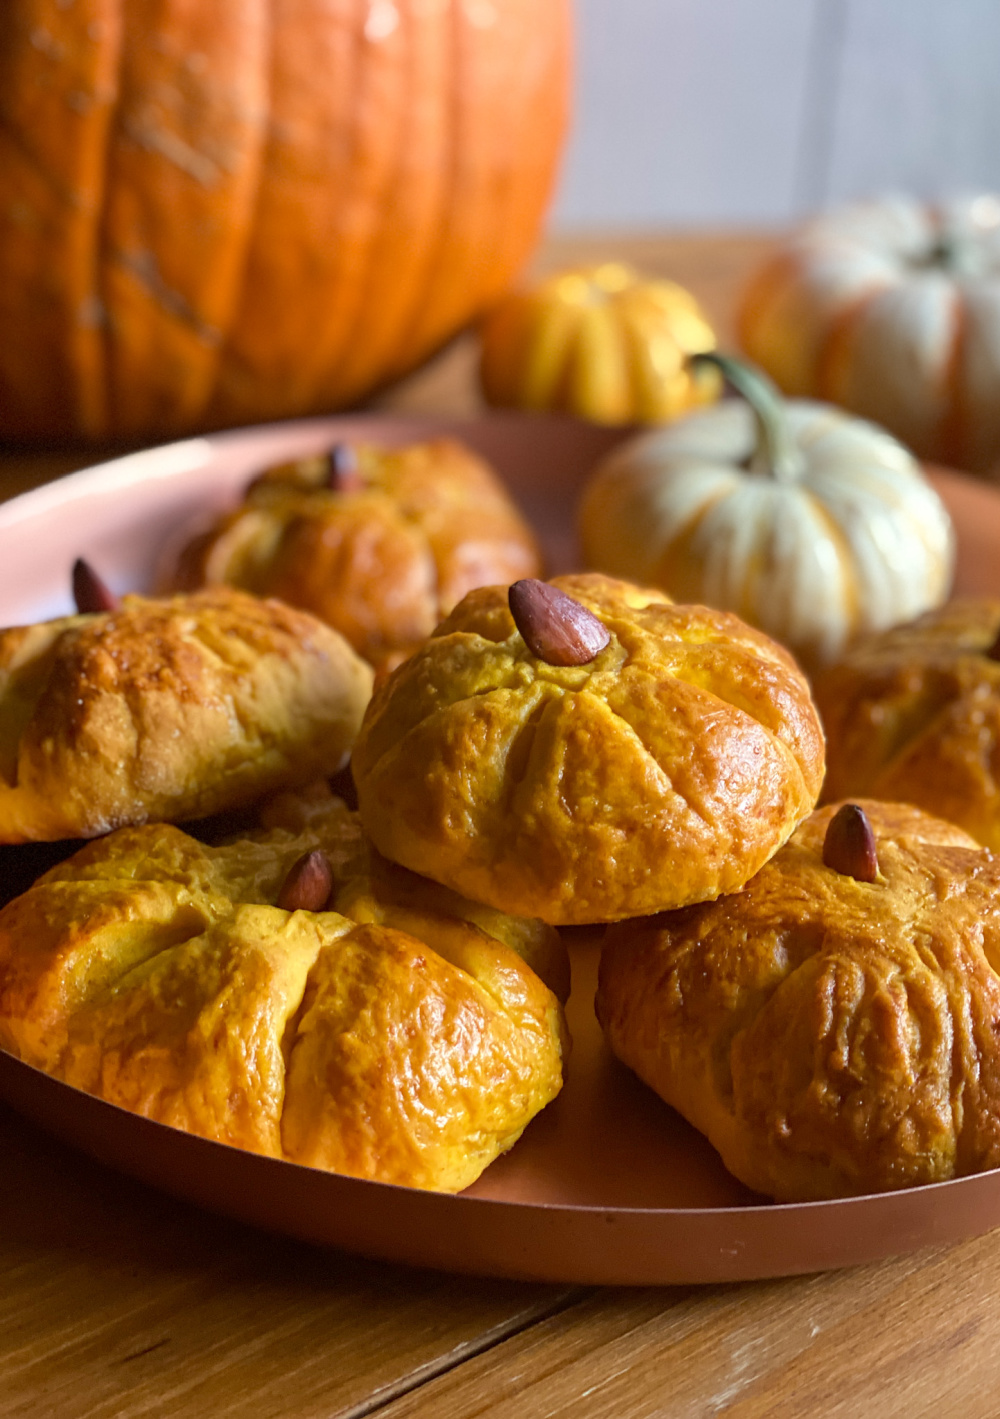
[551,0,1000,229]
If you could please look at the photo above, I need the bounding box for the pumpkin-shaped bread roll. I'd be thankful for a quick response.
[597,800,1000,1201]
[256,781,570,1006]
[0,789,568,1193]
[0,587,373,844]
[164,438,542,671]
[352,572,825,925]
[815,600,1000,851]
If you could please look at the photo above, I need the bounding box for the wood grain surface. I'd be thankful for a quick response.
[4,232,1000,1419]
[1,1103,579,1418]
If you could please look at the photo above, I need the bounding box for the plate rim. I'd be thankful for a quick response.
[4,412,1000,1285]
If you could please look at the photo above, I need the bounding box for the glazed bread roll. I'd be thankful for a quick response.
[352,572,825,925]
[256,781,570,1005]
[597,800,1000,1201]
[0,788,568,1192]
[0,588,373,842]
[165,437,542,670]
[815,599,1000,849]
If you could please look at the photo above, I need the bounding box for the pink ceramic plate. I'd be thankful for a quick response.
[1,413,999,1285]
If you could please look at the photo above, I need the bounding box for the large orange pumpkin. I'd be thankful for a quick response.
[0,0,570,444]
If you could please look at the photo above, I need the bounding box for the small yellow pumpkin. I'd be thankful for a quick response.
[578,354,955,670]
[479,263,720,424]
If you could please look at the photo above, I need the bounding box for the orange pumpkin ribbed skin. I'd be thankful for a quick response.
[0,0,571,443]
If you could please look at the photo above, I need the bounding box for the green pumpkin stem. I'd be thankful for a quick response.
[688,351,801,483]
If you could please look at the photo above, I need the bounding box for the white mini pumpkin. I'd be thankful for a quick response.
[739,194,1000,472]
[577,354,955,670]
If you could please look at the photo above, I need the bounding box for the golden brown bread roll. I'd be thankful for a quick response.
[256,781,570,1005]
[597,799,1000,1201]
[815,599,1000,849]
[352,572,825,925]
[164,438,542,671]
[0,587,373,843]
[0,788,568,1192]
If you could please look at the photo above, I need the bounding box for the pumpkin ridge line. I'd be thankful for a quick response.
[814,280,894,403]
[74,0,123,441]
[390,0,465,362]
[95,5,125,438]
[203,0,278,417]
[343,4,414,405]
[651,485,737,594]
[463,3,535,353]
[119,112,222,188]
[313,1,415,406]
[0,115,81,211]
[108,247,223,345]
[940,285,969,469]
[272,4,408,411]
[799,493,858,629]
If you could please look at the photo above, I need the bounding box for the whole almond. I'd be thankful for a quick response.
[72,558,120,614]
[822,803,878,883]
[326,442,364,493]
[508,580,610,667]
[277,849,334,912]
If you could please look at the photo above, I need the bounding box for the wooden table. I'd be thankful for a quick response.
[3,234,1000,1418]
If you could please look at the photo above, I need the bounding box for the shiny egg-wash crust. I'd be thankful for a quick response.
[352,572,825,925]
[816,599,1000,851]
[0,791,567,1193]
[597,800,1000,1201]
[165,439,542,671]
[0,588,373,843]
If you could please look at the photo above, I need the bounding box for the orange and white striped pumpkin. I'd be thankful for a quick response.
[740,195,1000,473]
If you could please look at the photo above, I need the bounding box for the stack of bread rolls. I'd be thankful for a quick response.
[0,439,554,1193]
[2,427,998,1207]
